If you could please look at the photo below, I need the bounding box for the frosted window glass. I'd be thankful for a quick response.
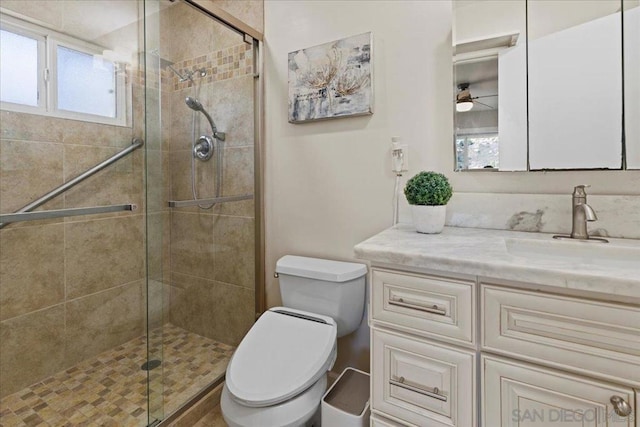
[456,135,500,170]
[57,46,116,117]
[0,29,39,106]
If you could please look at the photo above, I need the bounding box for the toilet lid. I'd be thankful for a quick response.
[225,307,337,407]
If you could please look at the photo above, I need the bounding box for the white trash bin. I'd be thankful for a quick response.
[321,368,370,427]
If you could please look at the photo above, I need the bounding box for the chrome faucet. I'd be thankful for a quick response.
[553,185,608,243]
[571,185,596,239]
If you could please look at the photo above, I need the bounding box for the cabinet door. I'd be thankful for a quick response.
[372,328,475,427]
[483,355,636,426]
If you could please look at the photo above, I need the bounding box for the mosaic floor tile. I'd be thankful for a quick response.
[0,324,234,426]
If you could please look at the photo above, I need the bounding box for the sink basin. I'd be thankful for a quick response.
[505,237,640,269]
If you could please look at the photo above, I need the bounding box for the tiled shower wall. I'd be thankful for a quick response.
[161,2,257,346]
[0,83,147,398]
[0,0,262,400]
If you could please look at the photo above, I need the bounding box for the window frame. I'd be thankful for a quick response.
[0,13,129,127]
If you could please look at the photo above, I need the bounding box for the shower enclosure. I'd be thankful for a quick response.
[0,0,262,425]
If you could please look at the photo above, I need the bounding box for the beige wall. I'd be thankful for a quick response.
[264,0,453,374]
[264,0,640,375]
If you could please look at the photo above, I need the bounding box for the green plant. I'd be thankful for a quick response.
[404,171,453,206]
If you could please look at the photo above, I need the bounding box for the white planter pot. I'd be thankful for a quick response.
[411,205,446,234]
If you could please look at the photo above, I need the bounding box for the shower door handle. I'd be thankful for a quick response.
[168,194,253,208]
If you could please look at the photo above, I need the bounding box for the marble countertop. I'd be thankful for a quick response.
[354,225,640,300]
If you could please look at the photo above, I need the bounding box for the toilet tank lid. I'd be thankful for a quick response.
[276,255,367,282]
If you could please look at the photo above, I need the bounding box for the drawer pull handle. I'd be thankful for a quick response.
[389,297,446,316]
[610,395,632,417]
[390,376,448,402]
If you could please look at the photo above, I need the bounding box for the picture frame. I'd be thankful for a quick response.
[288,32,373,123]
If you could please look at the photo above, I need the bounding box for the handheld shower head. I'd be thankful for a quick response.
[184,97,225,141]
[185,96,203,111]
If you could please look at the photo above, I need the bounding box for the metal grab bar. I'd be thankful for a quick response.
[0,138,144,229]
[0,204,137,224]
[168,193,253,208]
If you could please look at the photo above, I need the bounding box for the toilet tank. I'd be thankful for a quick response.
[275,256,367,337]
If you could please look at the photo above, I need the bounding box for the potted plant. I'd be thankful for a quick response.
[404,171,453,234]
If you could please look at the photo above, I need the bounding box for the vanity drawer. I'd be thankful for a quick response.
[482,284,640,386]
[371,328,476,427]
[370,413,409,427]
[371,269,475,346]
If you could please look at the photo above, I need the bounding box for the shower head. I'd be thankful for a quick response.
[185,97,225,141]
[185,96,203,112]
[168,64,193,83]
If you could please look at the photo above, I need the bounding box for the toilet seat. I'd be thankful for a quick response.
[225,307,337,408]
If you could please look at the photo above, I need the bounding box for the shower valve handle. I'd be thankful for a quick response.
[194,135,214,161]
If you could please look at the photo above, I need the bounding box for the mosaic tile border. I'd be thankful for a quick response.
[131,43,253,90]
[165,43,253,90]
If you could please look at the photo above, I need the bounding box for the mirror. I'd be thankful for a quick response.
[528,0,622,170]
[453,0,639,171]
[453,0,527,171]
[625,0,640,168]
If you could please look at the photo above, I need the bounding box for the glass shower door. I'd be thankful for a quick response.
[143,0,260,421]
[1,0,260,422]
[0,1,157,425]
[143,0,166,423]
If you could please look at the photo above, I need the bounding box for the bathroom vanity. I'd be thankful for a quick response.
[354,225,640,427]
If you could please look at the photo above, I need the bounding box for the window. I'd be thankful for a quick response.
[0,15,128,126]
[57,45,117,117]
[0,29,40,107]
[456,134,500,170]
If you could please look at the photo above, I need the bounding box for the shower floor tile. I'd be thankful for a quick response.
[0,324,234,427]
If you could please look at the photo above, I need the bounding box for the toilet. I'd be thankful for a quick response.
[221,255,368,427]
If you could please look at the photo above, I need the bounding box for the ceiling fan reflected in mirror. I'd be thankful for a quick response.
[456,83,497,112]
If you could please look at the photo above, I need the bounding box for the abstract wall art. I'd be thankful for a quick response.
[288,32,373,123]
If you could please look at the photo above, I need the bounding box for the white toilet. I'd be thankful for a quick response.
[221,255,368,427]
